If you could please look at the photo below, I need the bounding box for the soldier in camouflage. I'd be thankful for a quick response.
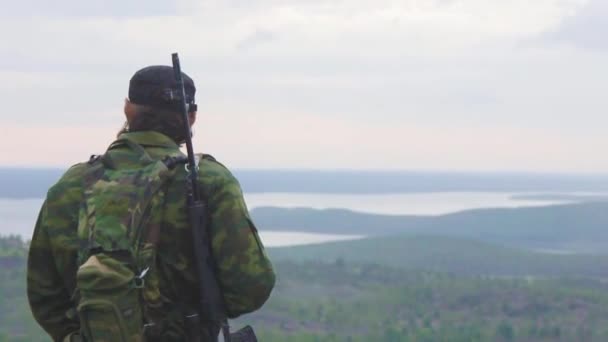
[27,66,276,341]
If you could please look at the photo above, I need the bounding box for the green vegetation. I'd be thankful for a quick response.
[8,234,608,341]
[269,236,608,277]
[0,237,46,342]
[241,260,608,341]
[0,235,28,257]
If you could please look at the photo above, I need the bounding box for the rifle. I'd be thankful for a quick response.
[171,53,257,342]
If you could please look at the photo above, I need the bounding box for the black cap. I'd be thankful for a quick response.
[128,65,197,112]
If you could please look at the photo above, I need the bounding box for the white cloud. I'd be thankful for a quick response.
[1,0,583,66]
[543,0,608,50]
[0,0,605,171]
[4,0,181,18]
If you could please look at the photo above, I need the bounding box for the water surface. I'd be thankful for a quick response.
[0,192,574,246]
[244,192,570,215]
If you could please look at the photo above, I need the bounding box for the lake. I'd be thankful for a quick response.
[0,192,573,246]
[244,192,570,215]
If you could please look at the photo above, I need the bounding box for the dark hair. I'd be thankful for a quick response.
[127,105,188,145]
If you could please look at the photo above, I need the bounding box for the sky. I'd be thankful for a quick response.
[1,0,607,172]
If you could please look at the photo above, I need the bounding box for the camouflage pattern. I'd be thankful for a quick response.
[74,146,175,342]
[76,254,144,342]
[27,131,276,342]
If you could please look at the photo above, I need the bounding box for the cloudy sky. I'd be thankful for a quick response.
[1,0,607,172]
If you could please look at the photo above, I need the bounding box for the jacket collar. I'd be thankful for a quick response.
[115,131,180,150]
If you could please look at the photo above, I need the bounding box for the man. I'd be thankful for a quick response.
[27,65,276,341]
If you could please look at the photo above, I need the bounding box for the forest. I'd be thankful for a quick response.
[4,235,608,341]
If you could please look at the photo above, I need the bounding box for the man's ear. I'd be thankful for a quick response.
[124,99,137,123]
[188,111,197,126]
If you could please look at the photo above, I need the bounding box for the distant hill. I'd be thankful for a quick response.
[252,202,608,252]
[3,167,608,198]
[512,193,608,201]
[269,235,608,278]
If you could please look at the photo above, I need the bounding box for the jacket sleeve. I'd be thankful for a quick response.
[27,165,86,341]
[27,201,80,342]
[204,168,276,318]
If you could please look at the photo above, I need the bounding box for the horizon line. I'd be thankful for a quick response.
[2,166,608,177]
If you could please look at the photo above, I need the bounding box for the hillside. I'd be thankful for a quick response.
[253,201,608,252]
[6,236,608,341]
[243,260,608,341]
[0,237,46,341]
[269,235,608,278]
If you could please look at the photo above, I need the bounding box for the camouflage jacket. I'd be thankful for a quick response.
[27,131,276,341]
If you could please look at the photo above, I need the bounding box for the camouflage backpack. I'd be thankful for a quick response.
[74,138,184,342]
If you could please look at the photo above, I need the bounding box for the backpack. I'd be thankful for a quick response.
[74,138,184,342]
